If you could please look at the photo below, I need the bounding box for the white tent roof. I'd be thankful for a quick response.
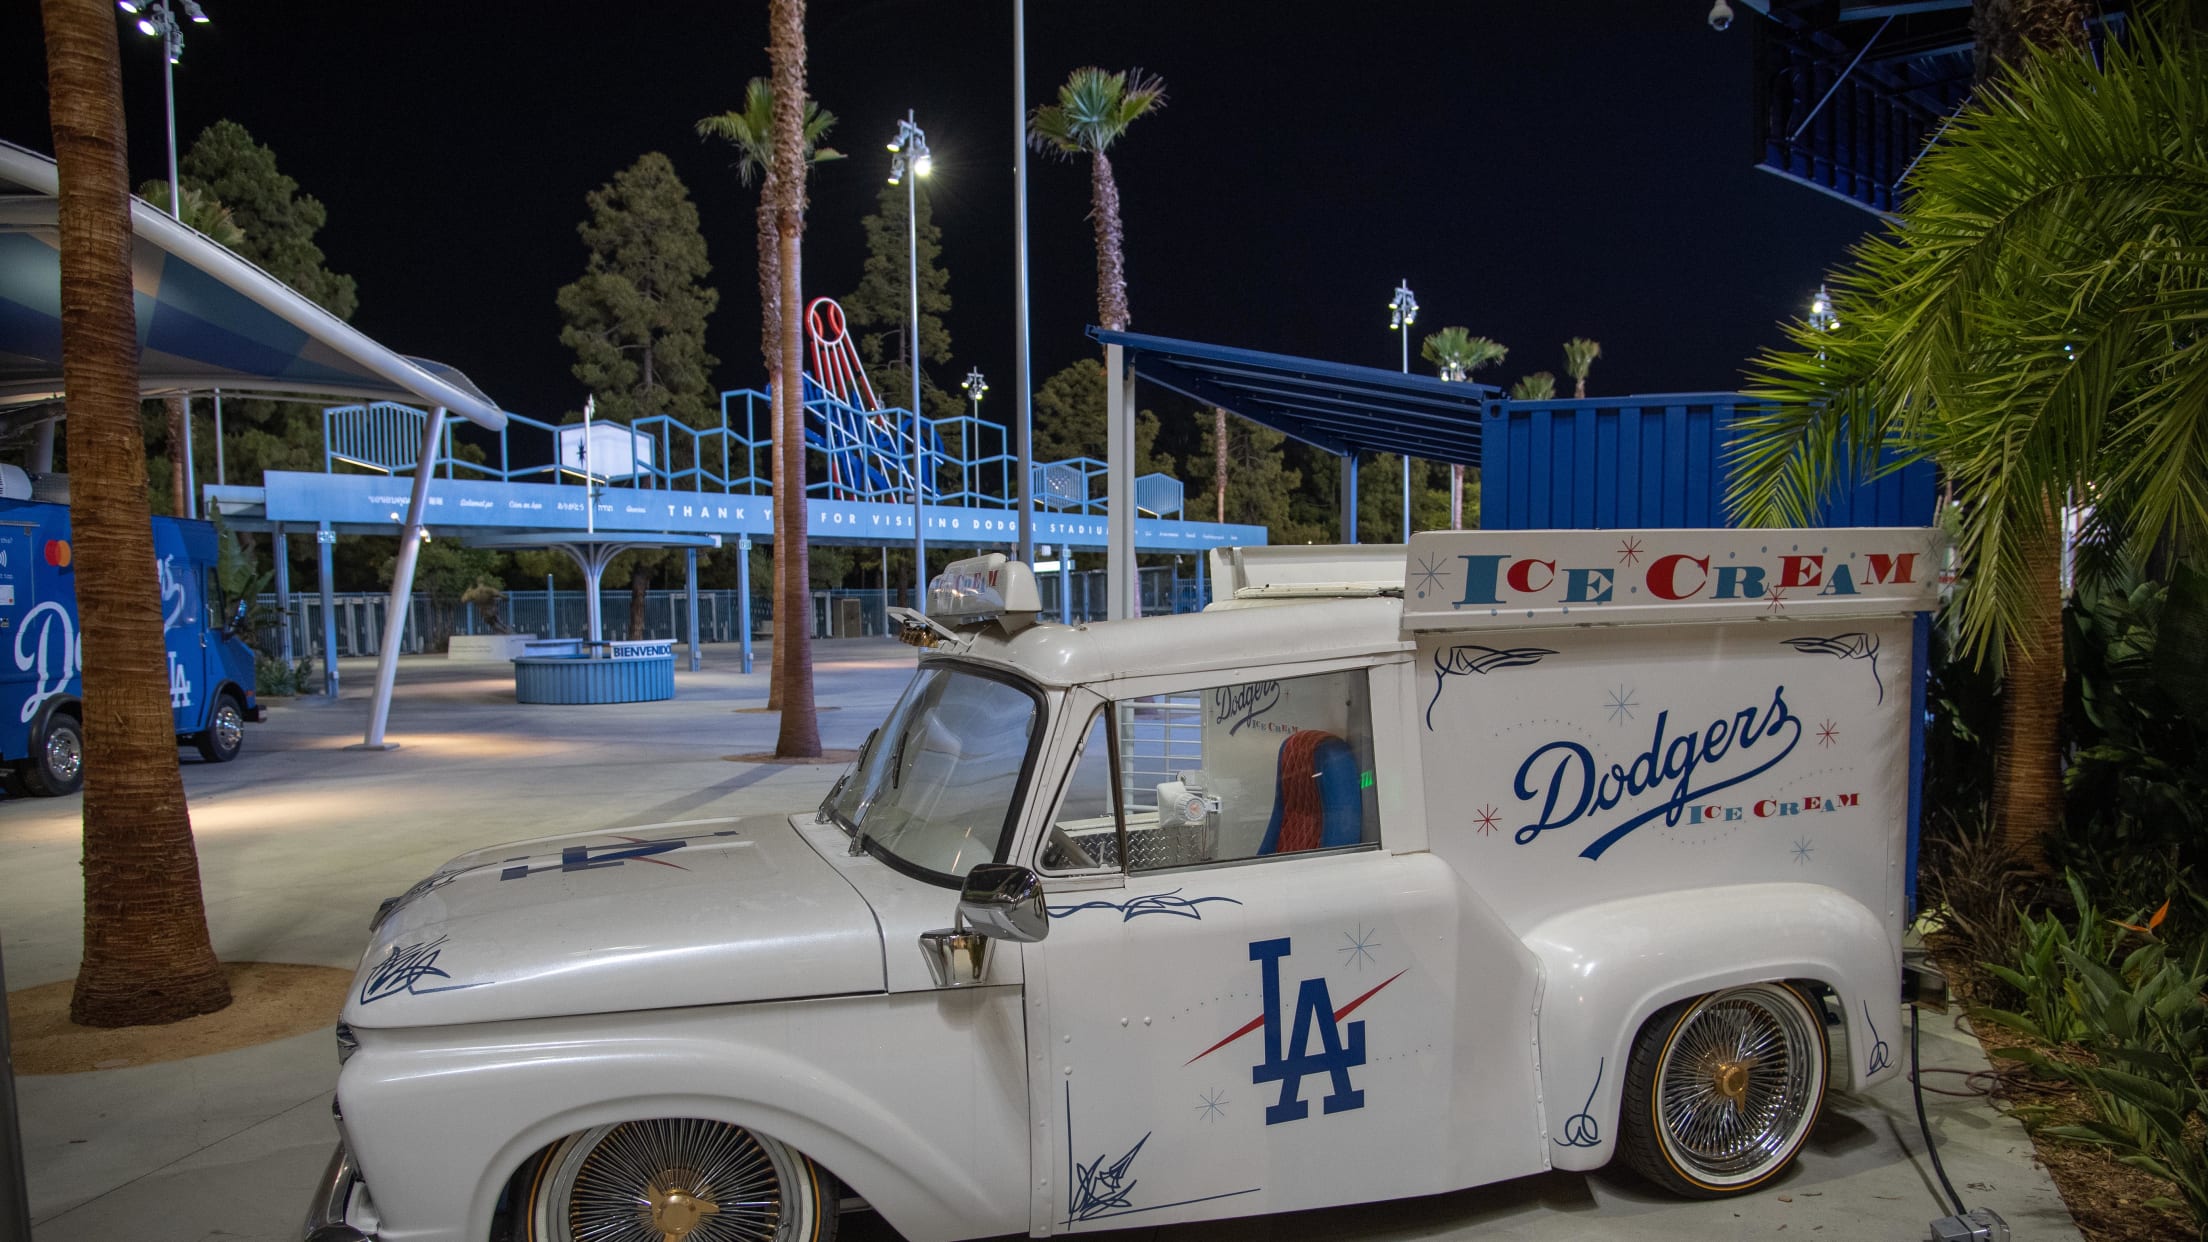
[0,139,507,430]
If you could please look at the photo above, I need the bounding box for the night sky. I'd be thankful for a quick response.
[5,1,1879,427]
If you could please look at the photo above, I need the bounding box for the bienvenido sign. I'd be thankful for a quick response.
[1399,527,1942,630]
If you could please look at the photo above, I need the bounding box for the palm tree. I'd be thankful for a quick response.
[1213,406,1227,523]
[1730,22,2206,867]
[1510,373,1558,401]
[767,0,821,758]
[41,0,229,1026]
[699,80,838,711]
[1562,337,1602,399]
[1029,68,1166,332]
[1421,328,1507,528]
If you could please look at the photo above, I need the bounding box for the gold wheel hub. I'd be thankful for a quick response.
[1712,1059,1752,1104]
[645,1180,720,1239]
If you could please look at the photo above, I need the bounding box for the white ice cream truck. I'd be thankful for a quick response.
[307,526,1938,1242]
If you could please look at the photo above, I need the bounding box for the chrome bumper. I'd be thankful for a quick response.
[303,1142,374,1242]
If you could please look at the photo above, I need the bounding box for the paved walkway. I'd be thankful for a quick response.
[0,641,2078,1241]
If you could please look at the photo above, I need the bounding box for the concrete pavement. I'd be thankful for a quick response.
[0,640,2078,1241]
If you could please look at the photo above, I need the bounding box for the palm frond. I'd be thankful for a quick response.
[1728,22,2208,659]
[697,78,841,185]
[1028,66,1167,158]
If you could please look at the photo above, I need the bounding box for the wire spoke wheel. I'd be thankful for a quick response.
[1623,982,1828,1197]
[524,1119,833,1242]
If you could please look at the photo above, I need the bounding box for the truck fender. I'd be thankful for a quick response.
[23,693,80,755]
[1523,883,1901,1173]
[340,1016,1025,1242]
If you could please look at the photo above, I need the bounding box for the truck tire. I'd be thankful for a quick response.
[1618,982,1827,1199]
[194,692,247,763]
[22,711,84,797]
[521,1118,838,1242]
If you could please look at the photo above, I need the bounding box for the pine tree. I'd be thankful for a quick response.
[1032,358,1166,472]
[557,153,720,427]
[555,152,721,633]
[841,181,957,423]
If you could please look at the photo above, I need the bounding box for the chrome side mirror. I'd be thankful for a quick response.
[958,864,1049,943]
[917,865,1049,989]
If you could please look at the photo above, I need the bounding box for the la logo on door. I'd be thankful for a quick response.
[1249,937,1366,1125]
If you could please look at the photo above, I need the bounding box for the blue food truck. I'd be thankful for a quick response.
[0,495,261,796]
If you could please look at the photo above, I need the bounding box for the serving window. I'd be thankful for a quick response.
[1041,667,1382,874]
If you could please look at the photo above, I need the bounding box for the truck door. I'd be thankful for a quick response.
[1021,665,1547,1234]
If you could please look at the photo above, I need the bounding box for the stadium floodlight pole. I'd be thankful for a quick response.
[118,0,209,222]
[122,1,208,516]
[889,112,933,608]
[962,367,988,418]
[1389,279,1419,542]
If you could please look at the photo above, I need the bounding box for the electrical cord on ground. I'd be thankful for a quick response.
[1912,1001,1971,1219]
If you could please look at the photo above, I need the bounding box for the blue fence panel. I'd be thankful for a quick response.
[1479,394,1935,531]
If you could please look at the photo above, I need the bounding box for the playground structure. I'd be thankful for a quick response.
[207,298,1268,735]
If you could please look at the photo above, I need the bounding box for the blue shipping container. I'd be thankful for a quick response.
[1478,395,1937,531]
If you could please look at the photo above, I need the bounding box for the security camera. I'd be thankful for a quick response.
[1709,0,1734,31]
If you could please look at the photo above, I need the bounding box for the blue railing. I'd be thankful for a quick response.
[323,383,1138,516]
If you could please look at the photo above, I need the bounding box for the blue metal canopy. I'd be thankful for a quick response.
[1090,327,1493,466]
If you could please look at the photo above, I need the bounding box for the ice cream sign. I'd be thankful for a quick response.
[1400,527,1943,630]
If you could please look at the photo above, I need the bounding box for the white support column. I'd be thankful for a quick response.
[1105,343,1138,620]
[354,405,447,751]
[685,547,701,671]
[317,524,338,698]
[273,525,293,665]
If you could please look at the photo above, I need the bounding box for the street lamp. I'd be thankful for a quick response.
[961,367,987,415]
[1809,283,1839,333]
[118,0,209,222]
[888,112,932,608]
[1388,279,1419,542]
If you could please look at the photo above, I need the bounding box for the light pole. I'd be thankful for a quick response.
[889,113,932,607]
[118,0,209,222]
[1809,283,1839,333]
[961,367,988,417]
[1011,0,1036,565]
[121,1,209,517]
[1389,279,1419,542]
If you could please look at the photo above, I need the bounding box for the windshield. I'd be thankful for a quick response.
[828,663,1042,882]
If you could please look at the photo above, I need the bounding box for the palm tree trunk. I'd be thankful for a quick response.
[1214,406,1227,523]
[770,0,820,759]
[1574,376,1587,399]
[1089,150,1129,332]
[1973,0,2083,873]
[1990,526,2065,868]
[628,560,650,639]
[43,0,229,1027]
[758,183,785,709]
[164,395,187,515]
[1450,464,1464,529]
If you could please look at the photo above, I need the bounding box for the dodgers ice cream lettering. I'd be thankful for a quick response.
[1510,686,1804,860]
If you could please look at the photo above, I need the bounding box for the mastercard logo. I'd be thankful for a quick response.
[43,539,69,568]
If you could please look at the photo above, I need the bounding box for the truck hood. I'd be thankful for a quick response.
[342,816,884,1028]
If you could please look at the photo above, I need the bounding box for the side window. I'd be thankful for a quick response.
[1042,669,1383,875]
[1040,711,1117,873]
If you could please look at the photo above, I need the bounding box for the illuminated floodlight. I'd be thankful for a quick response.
[1388,280,1418,331]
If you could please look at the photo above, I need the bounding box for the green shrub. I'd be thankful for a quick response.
[1976,873,2122,1045]
[255,655,312,697]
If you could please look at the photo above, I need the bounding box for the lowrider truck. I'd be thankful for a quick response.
[308,526,1939,1242]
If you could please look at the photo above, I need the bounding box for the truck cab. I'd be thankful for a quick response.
[0,494,262,796]
[312,527,1938,1242]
